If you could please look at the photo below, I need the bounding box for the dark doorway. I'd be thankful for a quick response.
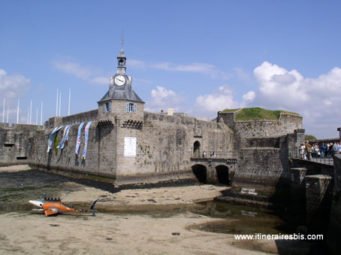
[216,165,229,185]
[192,164,207,183]
[193,141,201,158]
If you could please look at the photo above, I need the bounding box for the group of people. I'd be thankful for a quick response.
[299,141,341,160]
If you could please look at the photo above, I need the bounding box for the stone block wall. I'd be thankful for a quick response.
[115,112,235,184]
[47,110,98,128]
[234,147,284,187]
[218,111,302,150]
[25,109,117,181]
[29,121,117,180]
[1,108,236,186]
[233,130,304,189]
[1,106,303,189]
[0,124,43,165]
[328,155,341,254]
[217,110,303,192]
[305,175,332,224]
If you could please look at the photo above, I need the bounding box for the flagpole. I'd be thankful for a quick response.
[68,88,71,116]
[17,99,20,124]
[6,107,9,123]
[59,92,62,116]
[2,98,5,123]
[40,102,43,125]
[35,108,38,125]
[29,100,32,124]
[56,89,59,117]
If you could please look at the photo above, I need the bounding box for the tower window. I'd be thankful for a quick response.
[119,59,125,66]
[104,102,112,113]
[126,102,136,113]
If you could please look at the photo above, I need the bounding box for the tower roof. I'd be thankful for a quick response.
[98,88,144,103]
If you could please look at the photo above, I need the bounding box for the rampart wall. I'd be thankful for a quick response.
[29,121,117,180]
[0,106,304,188]
[217,111,304,191]
[115,112,235,184]
[0,124,43,166]
[218,111,302,149]
[328,155,341,254]
[0,109,235,186]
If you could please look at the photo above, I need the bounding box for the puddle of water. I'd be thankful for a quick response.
[190,201,289,234]
[0,170,82,214]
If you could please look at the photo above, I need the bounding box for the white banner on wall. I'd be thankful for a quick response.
[124,137,136,157]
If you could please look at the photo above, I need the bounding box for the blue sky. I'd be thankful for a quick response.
[1,0,341,138]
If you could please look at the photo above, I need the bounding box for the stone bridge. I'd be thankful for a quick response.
[190,156,237,185]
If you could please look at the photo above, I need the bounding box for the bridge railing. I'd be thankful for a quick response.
[289,149,334,165]
[191,151,237,159]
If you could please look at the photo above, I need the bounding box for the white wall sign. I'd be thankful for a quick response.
[124,137,136,157]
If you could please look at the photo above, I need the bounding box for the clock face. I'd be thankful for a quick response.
[114,75,126,86]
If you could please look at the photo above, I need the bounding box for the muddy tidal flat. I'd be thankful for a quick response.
[0,165,285,255]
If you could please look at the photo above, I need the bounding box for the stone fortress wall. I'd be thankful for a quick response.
[0,50,304,188]
[0,123,43,165]
[217,110,304,190]
[117,111,235,184]
[0,107,303,188]
[0,107,237,186]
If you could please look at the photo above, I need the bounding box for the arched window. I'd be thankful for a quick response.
[193,141,201,158]
[104,102,111,113]
[126,102,136,113]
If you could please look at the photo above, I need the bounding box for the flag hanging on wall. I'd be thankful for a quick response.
[58,125,71,150]
[47,126,63,153]
[75,122,85,155]
[82,121,92,160]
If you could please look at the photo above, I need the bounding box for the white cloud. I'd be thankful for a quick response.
[253,61,341,137]
[130,59,229,79]
[128,59,147,69]
[146,86,180,111]
[54,60,91,80]
[196,86,239,113]
[53,59,108,85]
[242,91,256,104]
[195,86,255,116]
[151,86,176,100]
[0,68,31,122]
[90,76,109,85]
[254,61,307,106]
[0,68,30,99]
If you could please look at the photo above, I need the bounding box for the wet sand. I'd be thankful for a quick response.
[0,165,278,255]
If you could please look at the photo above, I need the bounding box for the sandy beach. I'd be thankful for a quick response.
[0,165,278,255]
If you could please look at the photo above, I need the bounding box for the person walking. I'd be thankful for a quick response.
[305,141,312,160]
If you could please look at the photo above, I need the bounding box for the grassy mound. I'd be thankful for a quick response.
[221,107,299,121]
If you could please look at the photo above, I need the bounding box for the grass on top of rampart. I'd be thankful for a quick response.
[221,107,300,121]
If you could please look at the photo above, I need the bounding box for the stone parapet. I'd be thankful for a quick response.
[305,174,332,224]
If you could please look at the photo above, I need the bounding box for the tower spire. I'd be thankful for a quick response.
[116,34,127,75]
[121,31,125,51]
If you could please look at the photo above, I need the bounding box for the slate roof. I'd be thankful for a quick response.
[98,87,144,104]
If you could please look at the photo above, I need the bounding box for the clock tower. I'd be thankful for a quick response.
[97,48,145,179]
[98,48,144,120]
